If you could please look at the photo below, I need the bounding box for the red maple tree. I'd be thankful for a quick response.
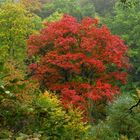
[27,15,129,111]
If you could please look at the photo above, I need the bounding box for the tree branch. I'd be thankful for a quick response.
[129,99,140,112]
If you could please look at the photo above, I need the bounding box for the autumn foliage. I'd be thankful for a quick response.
[27,15,129,110]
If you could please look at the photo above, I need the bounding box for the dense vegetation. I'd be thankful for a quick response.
[0,0,140,139]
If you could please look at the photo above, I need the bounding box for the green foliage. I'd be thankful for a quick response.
[32,14,43,30]
[0,79,89,140]
[0,3,41,62]
[108,95,140,138]
[104,1,140,46]
[40,0,95,20]
[0,59,39,108]
[119,0,138,8]
[43,11,63,23]
[90,0,116,16]
[0,0,6,5]
[90,121,118,140]
[0,129,12,139]
[90,94,140,139]
[33,92,90,139]
[77,0,95,19]
[20,0,42,13]
[0,62,15,101]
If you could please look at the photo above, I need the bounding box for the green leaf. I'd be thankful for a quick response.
[10,78,19,83]
[17,83,26,89]
[0,62,4,71]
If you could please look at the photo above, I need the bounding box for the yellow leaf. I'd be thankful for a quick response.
[136,89,140,98]
[43,91,49,97]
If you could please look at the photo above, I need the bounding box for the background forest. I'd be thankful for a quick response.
[0,0,140,140]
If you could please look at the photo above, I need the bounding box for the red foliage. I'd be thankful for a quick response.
[27,15,129,111]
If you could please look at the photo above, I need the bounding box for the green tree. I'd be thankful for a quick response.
[43,11,63,23]
[20,0,42,13]
[0,3,41,62]
[40,0,95,20]
[119,0,138,7]
[90,0,117,16]
[78,0,95,18]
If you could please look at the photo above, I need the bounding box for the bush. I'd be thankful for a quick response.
[34,91,90,139]
[90,93,140,139]
[0,90,89,139]
[108,94,140,139]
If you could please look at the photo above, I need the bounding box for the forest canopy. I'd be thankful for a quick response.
[0,0,140,139]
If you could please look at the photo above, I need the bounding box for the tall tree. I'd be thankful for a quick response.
[20,0,42,13]
[0,3,39,62]
[27,15,129,116]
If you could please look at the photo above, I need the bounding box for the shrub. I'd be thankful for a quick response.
[90,93,140,140]
[34,91,90,139]
[0,90,89,139]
